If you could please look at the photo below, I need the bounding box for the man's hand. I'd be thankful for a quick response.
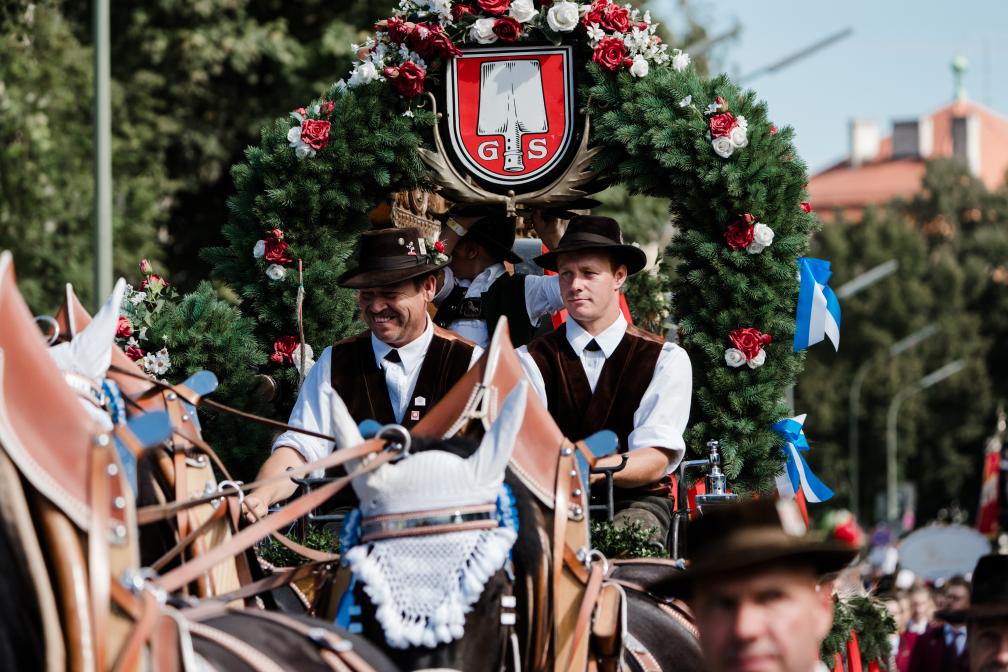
[242,494,269,523]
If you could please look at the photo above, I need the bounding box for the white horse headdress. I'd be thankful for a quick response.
[338,382,528,649]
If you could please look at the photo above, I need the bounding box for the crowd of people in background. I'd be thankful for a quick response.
[880,577,971,671]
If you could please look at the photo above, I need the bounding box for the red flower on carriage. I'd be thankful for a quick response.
[125,344,145,362]
[140,274,167,291]
[264,229,295,265]
[800,201,813,213]
[477,0,510,16]
[592,37,627,72]
[708,111,737,139]
[492,16,522,42]
[728,327,772,361]
[451,3,475,20]
[116,316,133,339]
[271,336,300,365]
[320,100,335,116]
[724,213,756,250]
[299,119,331,151]
[392,61,426,98]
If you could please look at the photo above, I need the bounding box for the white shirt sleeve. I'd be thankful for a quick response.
[515,345,548,405]
[433,266,458,306]
[627,343,692,472]
[271,346,338,477]
[522,274,564,325]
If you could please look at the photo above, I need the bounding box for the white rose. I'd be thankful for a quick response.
[470,18,498,44]
[253,239,265,258]
[672,51,690,72]
[629,55,649,78]
[509,0,537,23]
[747,349,767,369]
[265,264,287,281]
[730,124,749,149]
[736,115,748,129]
[348,61,379,88]
[712,136,734,158]
[546,1,580,32]
[749,223,775,252]
[724,348,746,368]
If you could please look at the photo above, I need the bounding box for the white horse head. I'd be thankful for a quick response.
[351,381,527,517]
[48,278,127,429]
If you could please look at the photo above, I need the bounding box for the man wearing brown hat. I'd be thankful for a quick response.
[671,499,857,672]
[244,227,481,518]
[517,215,692,549]
[931,554,1008,672]
[434,206,566,348]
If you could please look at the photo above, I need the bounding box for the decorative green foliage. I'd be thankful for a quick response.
[258,525,338,567]
[590,520,665,559]
[585,64,815,491]
[821,595,896,666]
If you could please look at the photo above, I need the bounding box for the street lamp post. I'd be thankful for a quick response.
[93,0,112,310]
[885,360,966,525]
[848,323,939,519]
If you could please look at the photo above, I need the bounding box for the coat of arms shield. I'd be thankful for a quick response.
[439,45,579,195]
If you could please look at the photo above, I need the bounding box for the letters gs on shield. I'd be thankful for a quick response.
[445,46,575,191]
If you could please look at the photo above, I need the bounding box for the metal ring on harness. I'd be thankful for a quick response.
[34,315,60,345]
[586,548,610,576]
[376,424,411,458]
[217,479,245,507]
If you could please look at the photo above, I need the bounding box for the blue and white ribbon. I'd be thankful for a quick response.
[772,414,833,503]
[794,257,841,352]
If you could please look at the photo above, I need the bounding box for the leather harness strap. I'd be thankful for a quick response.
[565,562,604,672]
[89,438,114,672]
[111,590,160,672]
[241,608,379,672]
[154,442,395,594]
[182,560,334,613]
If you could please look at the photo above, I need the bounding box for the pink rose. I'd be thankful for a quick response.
[320,100,335,116]
[116,316,133,339]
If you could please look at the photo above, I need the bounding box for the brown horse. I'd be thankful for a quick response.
[0,251,401,671]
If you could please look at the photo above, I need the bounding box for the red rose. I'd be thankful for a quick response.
[492,16,521,42]
[271,336,299,365]
[452,4,476,21]
[116,316,133,339]
[636,21,648,31]
[800,201,812,213]
[601,4,630,33]
[393,60,426,98]
[621,57,633,68]
[406,22,433,57]
[264,229,294,265]
[300,118,331,151]
[708,112,737,138]
[728,327,772,361]
[384,16,411,43]
[833,517,864,547]
[478,0,510,16]
[770,124,778,135]
[125,345,145,362]
[320,100,335,116]
[592,37,627,72]
[294,107,307,116]
[724,215,755,250]
[413,23,461,59]
[434,239,446,253]
[429,26,462,58]
[140,274,167,291]
[582,0,607,26]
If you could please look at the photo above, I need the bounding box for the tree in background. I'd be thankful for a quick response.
[798,159,1004,524]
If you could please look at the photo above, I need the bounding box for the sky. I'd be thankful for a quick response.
[664,0,1008,174]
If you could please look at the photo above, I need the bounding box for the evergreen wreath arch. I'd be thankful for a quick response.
[201,0,817,491]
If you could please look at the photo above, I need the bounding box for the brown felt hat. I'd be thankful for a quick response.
[463,213,523,265]
[338,227,448,289]
[661,500,858,593]
[533,215,647,275]
[938,554,1008,623]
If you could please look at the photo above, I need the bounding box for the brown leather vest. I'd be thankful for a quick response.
[526,323,665,451]
[330,326,475,429]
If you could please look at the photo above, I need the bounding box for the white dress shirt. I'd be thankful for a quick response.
[434,264,564,348]
[272,318,482,474]
[517,313,691,471]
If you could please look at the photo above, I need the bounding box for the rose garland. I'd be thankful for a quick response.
[724,327,772,370]
[343,0,675,104]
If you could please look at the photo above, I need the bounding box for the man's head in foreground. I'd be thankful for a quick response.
[671,500,858,672]
[940,555,1008,672]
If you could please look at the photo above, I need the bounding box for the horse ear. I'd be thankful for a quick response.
[470,381,527,481]
[49,277,127,380]
[329,386,365,449]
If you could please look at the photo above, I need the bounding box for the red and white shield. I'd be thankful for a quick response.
[446,45,574,189]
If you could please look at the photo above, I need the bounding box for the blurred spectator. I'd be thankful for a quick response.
[897,585,935,672]
[936,555,1008,672]
[907,576,971,672]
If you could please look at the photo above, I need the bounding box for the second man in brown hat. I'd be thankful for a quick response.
[517,215,692,551]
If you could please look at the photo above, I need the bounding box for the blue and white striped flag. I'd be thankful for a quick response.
[794,257,841,352]
[772,414,834,504]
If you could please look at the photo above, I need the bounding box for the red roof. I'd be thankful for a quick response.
[808,100,1008,221]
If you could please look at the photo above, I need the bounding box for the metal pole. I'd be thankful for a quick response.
[836,259,899,300]
[848,324,939,520]
[93,0,112,309]
[885,360,966,526]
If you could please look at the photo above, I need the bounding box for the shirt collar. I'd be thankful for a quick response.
[371,317,434,373]
[565,312,628,357]
[459,262,506,294]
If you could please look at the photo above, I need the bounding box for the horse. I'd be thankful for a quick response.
[317,319,705,672]
[0,250,402,671]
